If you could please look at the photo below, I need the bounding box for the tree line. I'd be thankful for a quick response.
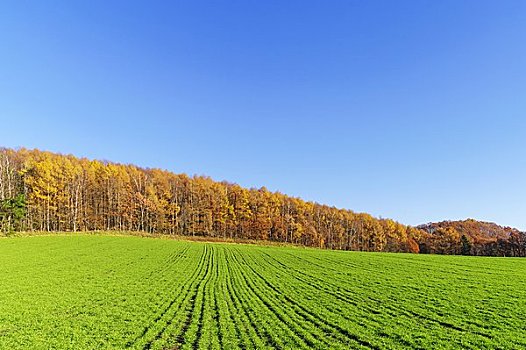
[1,148,524,256]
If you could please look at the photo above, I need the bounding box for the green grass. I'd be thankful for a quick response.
[0,235,525,349]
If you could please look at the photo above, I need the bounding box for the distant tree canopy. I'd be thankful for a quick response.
[418,220,526,257]
[0,148,524,256]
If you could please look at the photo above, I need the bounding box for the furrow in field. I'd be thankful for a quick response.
[265,250,412,320]
[257,250,416,347]
[223,247,274,349]
[51,241,195,348]
[193,246,218,349]
[213,251,243,349]
[238,249,380,349]
[144,245,191,281]
[176,244,214,350]
[209,250,224,349]
[276,253,484,341]
[130,245,208,349]
[258,250,498,348]
[228,247,333,349]
[257,250,383,314]
[153,246,211,349]
[228,246,310,349]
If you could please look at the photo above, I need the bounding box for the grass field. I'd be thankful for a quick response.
[0,235,525,349]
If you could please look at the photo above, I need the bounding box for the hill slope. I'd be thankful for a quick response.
[418,219,525,256]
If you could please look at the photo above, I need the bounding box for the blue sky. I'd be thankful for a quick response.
[1,1,525,229]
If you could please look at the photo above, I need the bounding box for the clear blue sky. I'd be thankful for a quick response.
[1,1,525,229]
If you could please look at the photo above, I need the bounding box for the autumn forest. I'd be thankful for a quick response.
[0,148,524,256]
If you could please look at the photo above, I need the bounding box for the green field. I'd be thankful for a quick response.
[0,235,525,349]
